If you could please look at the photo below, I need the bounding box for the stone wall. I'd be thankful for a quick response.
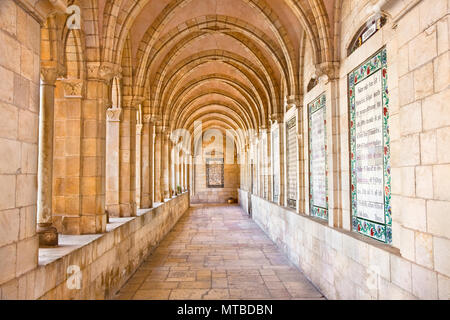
[240,189,447,299]
[191,163,240,204]
[0,0,40,290]
[0,193,189,299]
[334,0,449,298]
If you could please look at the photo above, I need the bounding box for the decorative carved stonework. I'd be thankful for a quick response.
[40,66,58,85]
[99,62,122,82]
[143,114,152,123]
[270,113,283,124]
[61,79,84,98]
[315,62,340,82]
[106,107,122,122]
[86,62,100,79]
[86,62,121,82]
[136,124,143,135]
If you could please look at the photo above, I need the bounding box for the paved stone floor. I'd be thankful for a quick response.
[113,204,324,300]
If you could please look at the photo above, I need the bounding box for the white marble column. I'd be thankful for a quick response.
[135,119,143,209]
[154,124,164,202]
[168,135,174,197]
[271,113,285,207]
[105,107,122,216]
[161,130,170,200]
[37,67,58,246]
[148,118,154,207]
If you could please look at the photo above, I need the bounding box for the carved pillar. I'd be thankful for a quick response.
[148,118,154,207]
[188,155,193,194]
[266,129,272,201]
[296,105,305,215]
[140,114,154,208]
[185,155,189,192]
[287,97,304,214]
[181,152,185,192]
[154,123,164,202]
[271,113,285,206]
[105,107,122,216]
[167,132,174,198]
[135,118,143,209]
[52,77,84,234]
[140,116,150,208]
[37,66,58,246]
[70,62,118,234]
[118,96,137,217]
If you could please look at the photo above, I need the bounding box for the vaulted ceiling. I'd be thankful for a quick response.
[95,0,335,139]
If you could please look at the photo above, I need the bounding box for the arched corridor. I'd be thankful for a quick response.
[114,204,324,300]
[0,0,449,300]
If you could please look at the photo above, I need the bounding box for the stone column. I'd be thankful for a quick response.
[74,62,115,234]
[266,130,272,201]
[135,119,143,209]
[37,67,58,247]
[181,153,185,191]
[105,107,122,216]
[140,115,154,208]
[119,100,137,217]
[271,113,285,207]
[168,135,174,197]
[148,119,154,207]
[185,157,189,192]
[140,116,150,208]
[161,131,170,199]
[154,124,163,202]
[295,105,305,214]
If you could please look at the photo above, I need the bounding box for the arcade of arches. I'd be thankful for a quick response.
[0,0,449,300]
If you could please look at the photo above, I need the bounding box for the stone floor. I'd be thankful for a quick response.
[113,204,324,300]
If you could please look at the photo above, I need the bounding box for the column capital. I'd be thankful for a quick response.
[270,113,283,124]
[40,66,58,85]
[285,95,302,110]
[314,61,340,82]
[143,114,153,123]
[86,62,121,82]
[106,107,122,122]
[60,78,84,98]
[99,62,122,82]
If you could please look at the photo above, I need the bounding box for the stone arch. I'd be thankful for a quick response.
[150,51,274,125]
[101,0,302,96]
[133,15,292,98]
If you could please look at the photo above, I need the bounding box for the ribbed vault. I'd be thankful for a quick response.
[96,0,335,149]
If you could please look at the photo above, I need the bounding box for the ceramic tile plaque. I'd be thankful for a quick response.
[206,158,224,188]
[349,47,391,243]
[286,117,297,209]
[309,93,328,220]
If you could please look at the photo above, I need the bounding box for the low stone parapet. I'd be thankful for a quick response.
[240,190,446,300]
[0,192,189,299]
